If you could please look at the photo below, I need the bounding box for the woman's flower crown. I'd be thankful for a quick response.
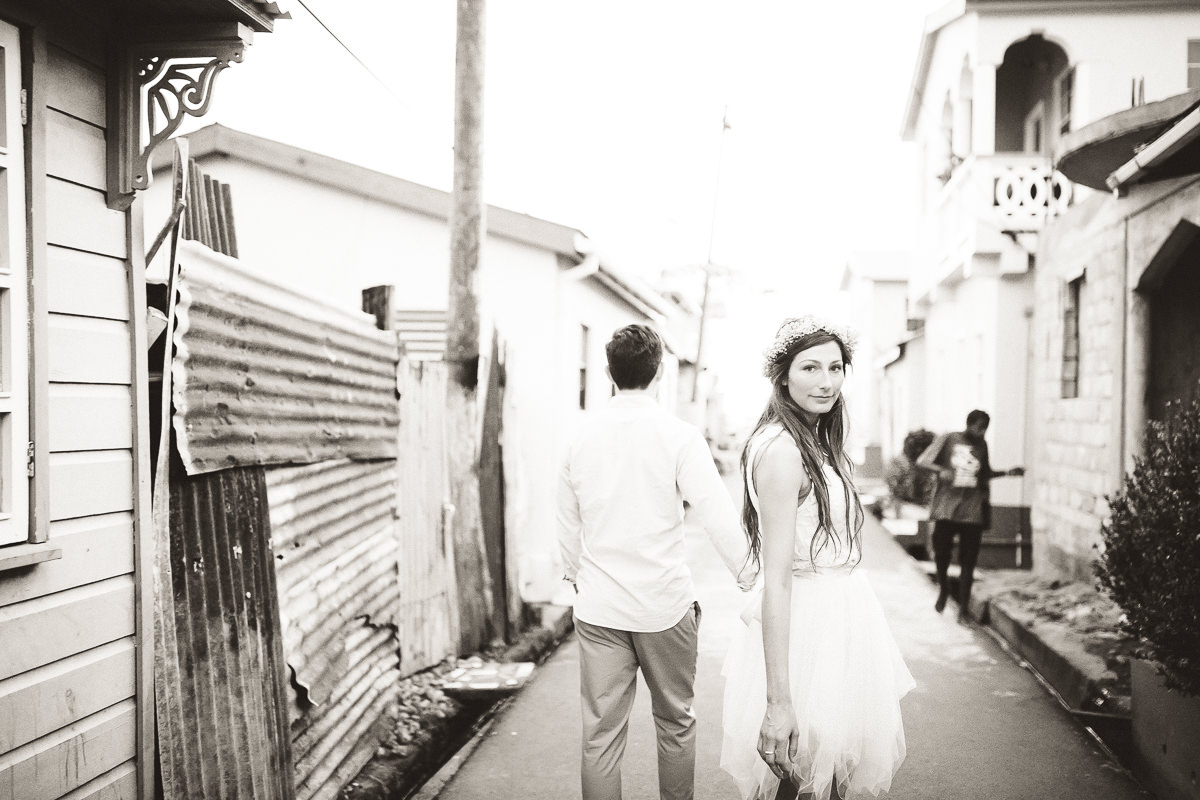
[762,314,858,377]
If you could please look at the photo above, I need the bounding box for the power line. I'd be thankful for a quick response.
[293,0,406,105]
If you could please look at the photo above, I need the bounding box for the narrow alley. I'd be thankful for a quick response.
[429,477,1149,800]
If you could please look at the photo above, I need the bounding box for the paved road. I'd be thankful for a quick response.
[433,477,1150,800]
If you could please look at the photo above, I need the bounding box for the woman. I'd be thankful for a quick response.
[721,315,914,800]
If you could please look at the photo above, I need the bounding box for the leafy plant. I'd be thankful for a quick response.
[885,428,938,506]
[1097,394,1200,697]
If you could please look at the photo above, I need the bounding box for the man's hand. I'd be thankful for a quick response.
[1007,467,1025,477]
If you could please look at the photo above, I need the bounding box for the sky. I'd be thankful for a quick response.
[188,0,945,428]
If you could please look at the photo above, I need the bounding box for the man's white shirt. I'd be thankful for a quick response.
[557,394,752,632]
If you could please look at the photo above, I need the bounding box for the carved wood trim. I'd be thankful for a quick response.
[107,23,252,210]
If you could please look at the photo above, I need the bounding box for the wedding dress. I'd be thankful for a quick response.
[720,425,915,799]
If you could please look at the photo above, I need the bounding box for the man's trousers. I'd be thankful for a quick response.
[574,603,701,800]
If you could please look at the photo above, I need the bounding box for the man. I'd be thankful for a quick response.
[558,324,753,800]
[917,409,1024,622]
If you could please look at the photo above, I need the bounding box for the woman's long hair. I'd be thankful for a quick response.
[740,331,864,572]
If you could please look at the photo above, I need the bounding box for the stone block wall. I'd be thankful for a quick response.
[1031,193,1125,581]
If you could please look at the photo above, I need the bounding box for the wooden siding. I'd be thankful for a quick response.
[0,35,141,800]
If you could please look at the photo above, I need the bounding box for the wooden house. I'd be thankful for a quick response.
[0,2,286,798]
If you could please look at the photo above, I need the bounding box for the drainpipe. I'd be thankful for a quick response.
[563,232,600,280]
[1117,217,1129,488]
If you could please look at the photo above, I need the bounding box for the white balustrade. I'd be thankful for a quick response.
[992,161,1073,225]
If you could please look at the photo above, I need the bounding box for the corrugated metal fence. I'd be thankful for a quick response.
[267,459,403,800]
[158,467,295,800]
[161,241,468,800]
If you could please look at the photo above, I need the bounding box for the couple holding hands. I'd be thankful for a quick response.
[558,316,914,800]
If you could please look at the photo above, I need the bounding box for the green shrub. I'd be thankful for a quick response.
[885,429,937,506]
[1097,395,1200,697]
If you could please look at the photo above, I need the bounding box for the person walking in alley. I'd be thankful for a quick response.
[720,315,914,800]
[916,409,1025,622]
[557,324,755,800]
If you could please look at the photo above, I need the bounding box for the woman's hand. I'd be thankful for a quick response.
[757,700,800,781]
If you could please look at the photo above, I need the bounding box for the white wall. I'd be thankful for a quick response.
[144,151,667,606]
[977,11,1200,119]
[146,158,453,309]
[913,7,1200,181]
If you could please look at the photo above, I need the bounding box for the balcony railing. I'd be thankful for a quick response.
[915,153,1074,296]
[990,155,1073,227]
[942,153,1072,232]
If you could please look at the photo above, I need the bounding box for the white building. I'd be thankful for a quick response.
[839,252,912,476]
[900,0,1200,555]
[145,124,687,605]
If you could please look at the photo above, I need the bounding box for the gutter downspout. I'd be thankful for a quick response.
[1117,217,1129,491]
[563,252,600,280]
[563,232,600,280]
[1106,104,1200,191]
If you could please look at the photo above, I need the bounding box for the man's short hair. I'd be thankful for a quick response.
[606,325,663,389]
[966,409,991,428]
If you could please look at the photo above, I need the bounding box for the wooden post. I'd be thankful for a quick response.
[361,284,394,331]
[448,0,485,387]
[446,0,496,653]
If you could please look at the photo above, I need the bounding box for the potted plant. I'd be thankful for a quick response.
[1097,394,1200,800]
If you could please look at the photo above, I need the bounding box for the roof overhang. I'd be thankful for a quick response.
[105,3,289,209]
[1106,100,1200,192]
[114,0,289,33]
[901,1,964,140]
[1054,91,1200,191]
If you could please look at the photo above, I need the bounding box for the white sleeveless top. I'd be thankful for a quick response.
[745,424,861,572]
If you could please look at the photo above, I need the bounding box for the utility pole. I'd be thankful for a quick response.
[448,0,485,385]
[446,0,494,653]
[692,107,731,403]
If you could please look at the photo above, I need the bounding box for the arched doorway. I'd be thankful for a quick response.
[1138,220,1200,420]
[994,35,1069,154]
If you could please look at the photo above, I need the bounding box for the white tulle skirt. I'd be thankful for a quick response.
[720,568,915,800]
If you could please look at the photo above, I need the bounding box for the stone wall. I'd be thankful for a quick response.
[1032,177,1200,581]
[1032,193,1125,581]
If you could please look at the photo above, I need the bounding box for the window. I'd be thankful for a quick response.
[1189,40,1200,90]
[0,21,28,548]
[1062,275,1083,399]
[578,324,589,410]
[1058,68,1074,135]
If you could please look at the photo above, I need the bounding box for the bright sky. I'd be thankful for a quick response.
[196,1,940,281]
[190,1,944,429]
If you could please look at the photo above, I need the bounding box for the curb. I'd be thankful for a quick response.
[985,596,1125,713]
[343,605,575,800]
[913,566,1130,716]
[413,605,574,799]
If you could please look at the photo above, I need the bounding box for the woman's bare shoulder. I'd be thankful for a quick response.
[755,432,809,493]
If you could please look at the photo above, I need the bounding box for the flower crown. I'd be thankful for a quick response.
[762,314,858,377]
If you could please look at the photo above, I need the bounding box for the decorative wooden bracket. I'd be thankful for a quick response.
[107,24,252,210]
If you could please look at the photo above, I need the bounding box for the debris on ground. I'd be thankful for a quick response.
[983,571,1138,701]
[341,610,573,800]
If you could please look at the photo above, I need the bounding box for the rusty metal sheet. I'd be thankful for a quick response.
[170,241,400,475]
[158,466,295,800]
[265,459,402,800]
